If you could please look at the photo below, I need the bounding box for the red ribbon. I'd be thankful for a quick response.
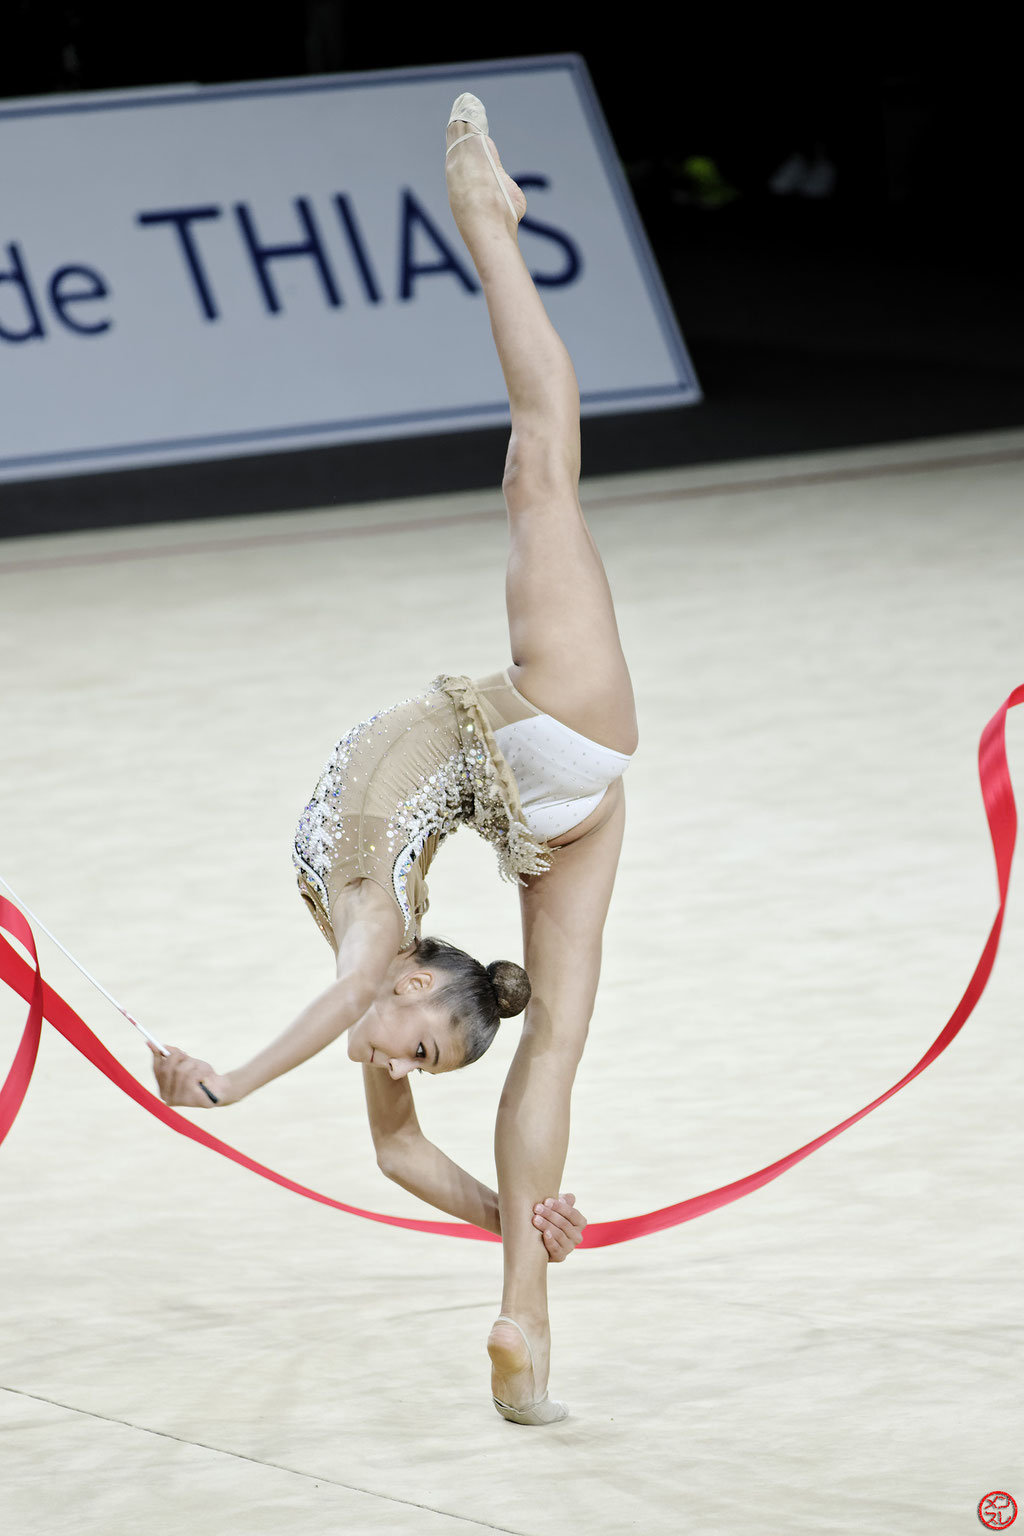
[3,686,1021,1247]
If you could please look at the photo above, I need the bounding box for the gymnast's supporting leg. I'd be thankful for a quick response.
[488,805,625,1417]
[447,102,635,1415]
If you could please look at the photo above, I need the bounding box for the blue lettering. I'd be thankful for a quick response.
[235,197,341,314]
[136,206,223,320]
[0,242,46,343]
[397,189,478,301]
[517,176,583,288]
[334,193,382,304]
[49,264,112,335]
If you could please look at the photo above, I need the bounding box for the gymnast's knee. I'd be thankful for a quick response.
[521,1008,591,1068]
[503,420,580,503]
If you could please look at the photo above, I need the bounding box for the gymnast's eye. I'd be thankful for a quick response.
[415,1042,426,1060]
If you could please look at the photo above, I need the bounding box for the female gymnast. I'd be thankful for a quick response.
[152,93,638,1425]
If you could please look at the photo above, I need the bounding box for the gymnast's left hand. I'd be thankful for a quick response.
[149,1044,234,1107]
[533,1194,587,1261]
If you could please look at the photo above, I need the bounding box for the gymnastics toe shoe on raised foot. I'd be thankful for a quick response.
[490,1315,569,1426]
[447,91,489,137]
[445,92,521,225]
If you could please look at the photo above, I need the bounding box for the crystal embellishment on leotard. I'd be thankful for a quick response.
[385,749,470,933]
[292,698,412,915]
[293,678,553,950]
[432,674,553,884]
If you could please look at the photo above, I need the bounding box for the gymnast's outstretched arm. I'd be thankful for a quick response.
[149,973,374,1107]
[151,903,397,1107]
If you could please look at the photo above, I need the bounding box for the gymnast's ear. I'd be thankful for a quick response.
[393,968,438,997]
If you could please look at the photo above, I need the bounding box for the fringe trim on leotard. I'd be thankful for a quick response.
[433,674,554,883]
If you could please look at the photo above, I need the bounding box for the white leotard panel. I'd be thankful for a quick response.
[493,714,632,842]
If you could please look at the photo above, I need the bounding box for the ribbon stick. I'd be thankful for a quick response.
[2,686,1021,1246]
[0,875,168,1055]
[0,876,220,1101]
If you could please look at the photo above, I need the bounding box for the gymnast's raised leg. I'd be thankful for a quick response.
[446,95,637,1420]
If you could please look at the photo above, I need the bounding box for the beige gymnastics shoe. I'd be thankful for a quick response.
[488,1314,569,1425]
[445,92,523,227]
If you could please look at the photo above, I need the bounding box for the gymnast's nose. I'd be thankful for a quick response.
[386,1057,417,1079]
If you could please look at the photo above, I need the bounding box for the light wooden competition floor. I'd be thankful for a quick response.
[2,429,1022,1535]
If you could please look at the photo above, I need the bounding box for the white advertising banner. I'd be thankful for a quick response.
[0,56,700,483]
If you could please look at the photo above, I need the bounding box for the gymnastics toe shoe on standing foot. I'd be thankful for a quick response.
[490,1315,569,1425]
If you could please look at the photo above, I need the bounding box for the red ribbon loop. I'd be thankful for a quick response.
[3,686,1021,1247]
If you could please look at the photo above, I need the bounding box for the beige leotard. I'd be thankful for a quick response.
[293,671,631,950]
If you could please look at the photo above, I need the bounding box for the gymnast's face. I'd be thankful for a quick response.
[347,967,465,1077]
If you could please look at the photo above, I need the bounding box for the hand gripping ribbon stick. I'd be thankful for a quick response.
[0,875,219,1103]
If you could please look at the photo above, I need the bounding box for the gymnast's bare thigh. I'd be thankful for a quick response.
[518,783,626,1033]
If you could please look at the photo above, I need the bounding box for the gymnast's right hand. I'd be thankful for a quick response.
[149,1044,233,1107]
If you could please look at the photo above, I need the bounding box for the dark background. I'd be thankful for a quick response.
[2,6,1021,536]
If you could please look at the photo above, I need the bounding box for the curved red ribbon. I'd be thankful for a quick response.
[3,686,1021,1247]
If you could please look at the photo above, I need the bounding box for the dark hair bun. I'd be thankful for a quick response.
[486,960,531,1019]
